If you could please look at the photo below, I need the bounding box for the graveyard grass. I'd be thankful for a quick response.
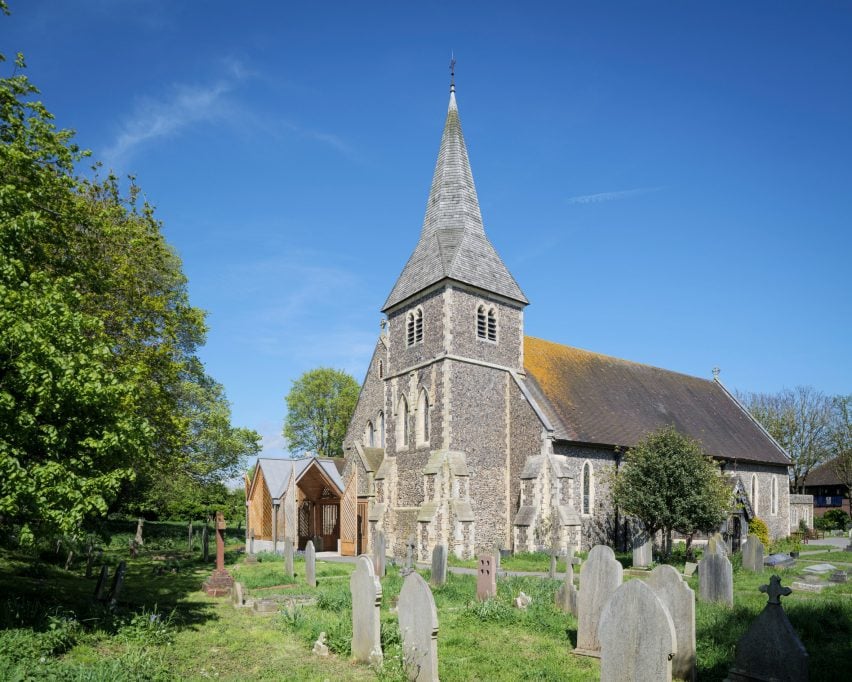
[1,523,850,681]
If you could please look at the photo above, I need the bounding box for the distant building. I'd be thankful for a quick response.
[800,458,850,518]
[335,83,793,561]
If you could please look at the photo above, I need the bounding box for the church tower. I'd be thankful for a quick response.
[371,81,531,560]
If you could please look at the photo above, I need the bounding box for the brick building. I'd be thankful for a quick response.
[340,84,793,561]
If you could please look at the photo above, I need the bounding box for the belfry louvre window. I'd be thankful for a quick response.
[477,305,497,342]
[406,308,424,347]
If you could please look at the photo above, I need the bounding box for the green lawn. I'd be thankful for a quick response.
[1,522,850,681]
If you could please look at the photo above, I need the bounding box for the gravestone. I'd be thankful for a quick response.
[555,549,581,616]
[575,545,624,657]
[647,564,696,681]
[493,545,501,570]
[698,552,733,607]
[599,579,677,682]
[202,511,234,596]
[188,521,193,552]
[94,564,110,602]
[305,540,316,587]
[742,535,765,572]
[245,529,258,565]
[231,581,245,607]
[350,555,383,665]
[373,531,386,577]
[764,553,795,569]
[802,563,836,574]
[683,562,698,578]
[284,539,294,578]
[725,576,808,682]
[202,524,210,562]
[109,561,127,607]
[707,532,727,557]
[403,535,416,575]
[129,539,139,558]
[253,598,278,614]
[476,555,497,601]
[134,518,145,546]
[430,544,447,586]
[312,632,329,656]
[633,527,653,569]
[398,571,439,682]
[829,570,847,584]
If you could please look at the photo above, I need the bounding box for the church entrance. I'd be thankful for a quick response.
[294,463,342,552]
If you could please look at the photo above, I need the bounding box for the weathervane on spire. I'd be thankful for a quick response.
[450,52,456,92]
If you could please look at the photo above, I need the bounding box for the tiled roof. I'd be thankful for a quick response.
[523,336,790,466]
[803,459,844,487]
[382,90,527,311]
[255,457,345,498]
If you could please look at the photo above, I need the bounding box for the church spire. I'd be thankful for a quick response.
[382,76,527,312]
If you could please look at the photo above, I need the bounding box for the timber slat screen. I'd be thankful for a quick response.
[340,469,357,556]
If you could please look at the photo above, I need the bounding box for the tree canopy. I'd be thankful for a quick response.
[283,368,359,457]
[0,48,259,541]
[609,426,731,555]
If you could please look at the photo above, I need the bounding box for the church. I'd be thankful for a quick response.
[337,82,793,562]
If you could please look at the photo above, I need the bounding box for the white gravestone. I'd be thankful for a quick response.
[350,555,383,665]
[633,526,653,569]
[574,545,623,657]
[647,564,696,681]
[373,530,386,578]
[698,552,733,607]
[599,579,677,682]
[284,539,294,578]
[398,571,439,682]
[305,540,316,588]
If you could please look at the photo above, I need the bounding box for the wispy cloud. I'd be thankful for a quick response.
[566,186,664,205]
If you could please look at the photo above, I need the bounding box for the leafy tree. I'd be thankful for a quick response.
[283,368,359,457]
[829,395,852,498]
[738,387,835,492]
[609,426,731,557]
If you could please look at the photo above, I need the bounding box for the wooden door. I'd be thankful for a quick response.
[340,469,357,556]
[319,502,339,551]
[357,501,368,554]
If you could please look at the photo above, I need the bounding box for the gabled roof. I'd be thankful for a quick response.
[803,458,845,487]
[252,457,344,499]
[523,336,790,466]
[382,89,527,311]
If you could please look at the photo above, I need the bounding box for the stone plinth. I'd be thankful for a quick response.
[203,568,235,597]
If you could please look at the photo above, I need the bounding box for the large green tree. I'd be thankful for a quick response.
[609,426,731,557]
[283,368,359,457]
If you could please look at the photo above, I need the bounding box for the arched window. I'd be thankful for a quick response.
[417,389,430,445]
[365,421,374,448]
[406,308,424,347]
[477,304,497,342]
[396,396,409,450]
[751,474,759,514]
[378,360,383,378]
[378,411,385,448]
[771,476,778,516]
[581,461,593,515]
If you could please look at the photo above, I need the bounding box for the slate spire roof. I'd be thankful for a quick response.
[382,88,527,312]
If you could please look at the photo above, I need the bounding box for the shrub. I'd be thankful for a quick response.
[821,509,851,531]
[748,517,770,547]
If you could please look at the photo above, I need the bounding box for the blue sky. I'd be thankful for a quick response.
[5,1,851,460]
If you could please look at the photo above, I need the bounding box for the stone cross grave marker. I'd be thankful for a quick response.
[403,534,416,575]
[373,530,386,578]
[555,548,582,616]
[203,512,234,596]
[94,564,110,602]
[350,555,383,665]
[305,540,316,587]
[574,545,623,657]
[633,526,653,569]
[284,539,294,578]
[742,534,765,573]
[698,551,733,607]
[599,579,677,682]
[109,561,127,607]
[399,571,439,682]
[430,544,447,586]
[725,576,808,682]
[476,555,497,601]
[647,564,696,681]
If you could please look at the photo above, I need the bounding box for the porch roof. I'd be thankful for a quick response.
[255,456,344,500]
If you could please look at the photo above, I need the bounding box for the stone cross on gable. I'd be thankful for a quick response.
[760,575,792,605]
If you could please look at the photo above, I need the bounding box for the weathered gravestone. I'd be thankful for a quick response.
[724,575,808,682]
[94,564,110,602]
[647,564,696,681]
[231,581,245,608]
[549,551,559,579]
[134,518,145,546]
[202,512,234,596]
[633,527,653,569]
[476,555,497,601]
[698,551,733,607]
[305,540,316,587]
[109,561,127,607]
[742,534,765,573]
[284,539,294,578]
[555,548,581,616]
[599,579,677,682]
[350,555,383,665]
[245,529,258,565]
[764,553,795,569]
[403,535,416,575]
[574,545,623,658]
[373,530,386,578]
[707,532,727,557]
[430,544,447,587]
[683,562,698,578]
[398,571,439,682]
